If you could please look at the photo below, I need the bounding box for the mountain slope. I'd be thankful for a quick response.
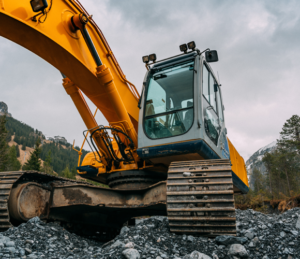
[246,141,277,189]
[4,115,88,175]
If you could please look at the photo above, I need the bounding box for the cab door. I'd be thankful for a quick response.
[215,80,230,159]
[201,62,229,158]
[202,63,220,146]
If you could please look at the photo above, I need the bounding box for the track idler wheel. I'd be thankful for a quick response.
[8,183,50,222]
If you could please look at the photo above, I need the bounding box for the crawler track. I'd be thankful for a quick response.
[0,172,24,231]
[167,159,236,236]
[0,171,165,241]
[0,171,92,232]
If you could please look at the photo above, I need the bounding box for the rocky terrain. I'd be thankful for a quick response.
[0,208,300,259]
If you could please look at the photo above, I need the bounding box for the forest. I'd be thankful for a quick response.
[236,114,300,209]
[0,115,88,178]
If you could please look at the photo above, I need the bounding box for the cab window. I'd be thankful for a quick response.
[216,85,224,123]
[144,61,194,139]
[202,64,220,145]
[203,66,209,102]
[209,73,217,112]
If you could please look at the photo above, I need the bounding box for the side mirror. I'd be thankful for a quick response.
[205,50,219,63]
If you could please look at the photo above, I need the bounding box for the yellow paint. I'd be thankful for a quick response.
[0,0,4,10]
[0,0,139,170]
[62,78,111,165]
[0,0,139,128]
[227,138,249,187]
[81,152,103,168]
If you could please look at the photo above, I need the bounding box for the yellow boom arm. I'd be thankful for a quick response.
[0,0,139,164]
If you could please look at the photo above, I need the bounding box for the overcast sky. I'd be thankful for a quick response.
[1,0,300,160]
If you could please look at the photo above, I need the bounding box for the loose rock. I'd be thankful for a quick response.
[228,244,248,257]
[184,250,212,259]
[0,208,300,258]
[122,248,140,259]
[215,235,247,245]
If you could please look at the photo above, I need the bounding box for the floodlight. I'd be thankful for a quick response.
[149,54,157,62]
[142,56,149,64]
[179,44,188,53]
[187,41,196,50]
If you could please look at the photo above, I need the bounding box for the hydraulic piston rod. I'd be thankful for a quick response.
[70,13,138,148]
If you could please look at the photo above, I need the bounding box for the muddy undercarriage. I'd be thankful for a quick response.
[1,160,238,241]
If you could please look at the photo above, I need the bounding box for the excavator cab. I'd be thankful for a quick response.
[137,49,231,170]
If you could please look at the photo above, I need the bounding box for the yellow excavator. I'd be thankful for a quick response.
[0,0,248,240]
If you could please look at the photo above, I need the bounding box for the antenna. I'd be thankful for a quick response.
[217,71,221,86]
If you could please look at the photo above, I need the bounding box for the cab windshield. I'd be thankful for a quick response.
[144,61,194,139]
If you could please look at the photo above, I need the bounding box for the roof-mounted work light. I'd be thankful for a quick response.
[179,44,188,53]
[149,54,157,62]
[187,41,196,50]
[30,0,48,13]
[142,56,149,64]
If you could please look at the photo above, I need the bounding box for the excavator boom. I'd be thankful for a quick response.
[0,0,139,163]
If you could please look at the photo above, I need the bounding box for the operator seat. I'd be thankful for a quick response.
[145,100,155,116]
[183,101,193,129]
[145,100,157,138]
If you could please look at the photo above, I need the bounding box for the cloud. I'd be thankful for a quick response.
[1,0,300,160]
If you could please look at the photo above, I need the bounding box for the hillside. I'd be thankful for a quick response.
[8,135,36,167]
[4,115,89,176]
[246,141,277,189]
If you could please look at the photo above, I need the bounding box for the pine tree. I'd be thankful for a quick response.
[276,114,300,196]
[0,115,8,171]
[275,149,299,196]
[252,168,265,194]
[7,145,21,171]
[277,115,300,152]
[22,143,26,151]
[15,145,20,158]
[14,135,20,145]
[61,165,75,179]
[262,152,275,198]
[42,150,54,175]
[23,138,41,171]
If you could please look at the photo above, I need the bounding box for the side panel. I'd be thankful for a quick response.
[227,138,249,188]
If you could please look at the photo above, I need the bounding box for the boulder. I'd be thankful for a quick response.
[215,235,247,245]
[122,248,140,259]
[183,250,212,259]
[228,244,248,258]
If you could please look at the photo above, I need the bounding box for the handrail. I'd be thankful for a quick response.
[72,108,99,170]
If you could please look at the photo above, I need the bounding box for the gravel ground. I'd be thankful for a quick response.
[1,208,300,259]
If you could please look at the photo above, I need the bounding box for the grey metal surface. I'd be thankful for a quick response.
[167,159,236,236]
